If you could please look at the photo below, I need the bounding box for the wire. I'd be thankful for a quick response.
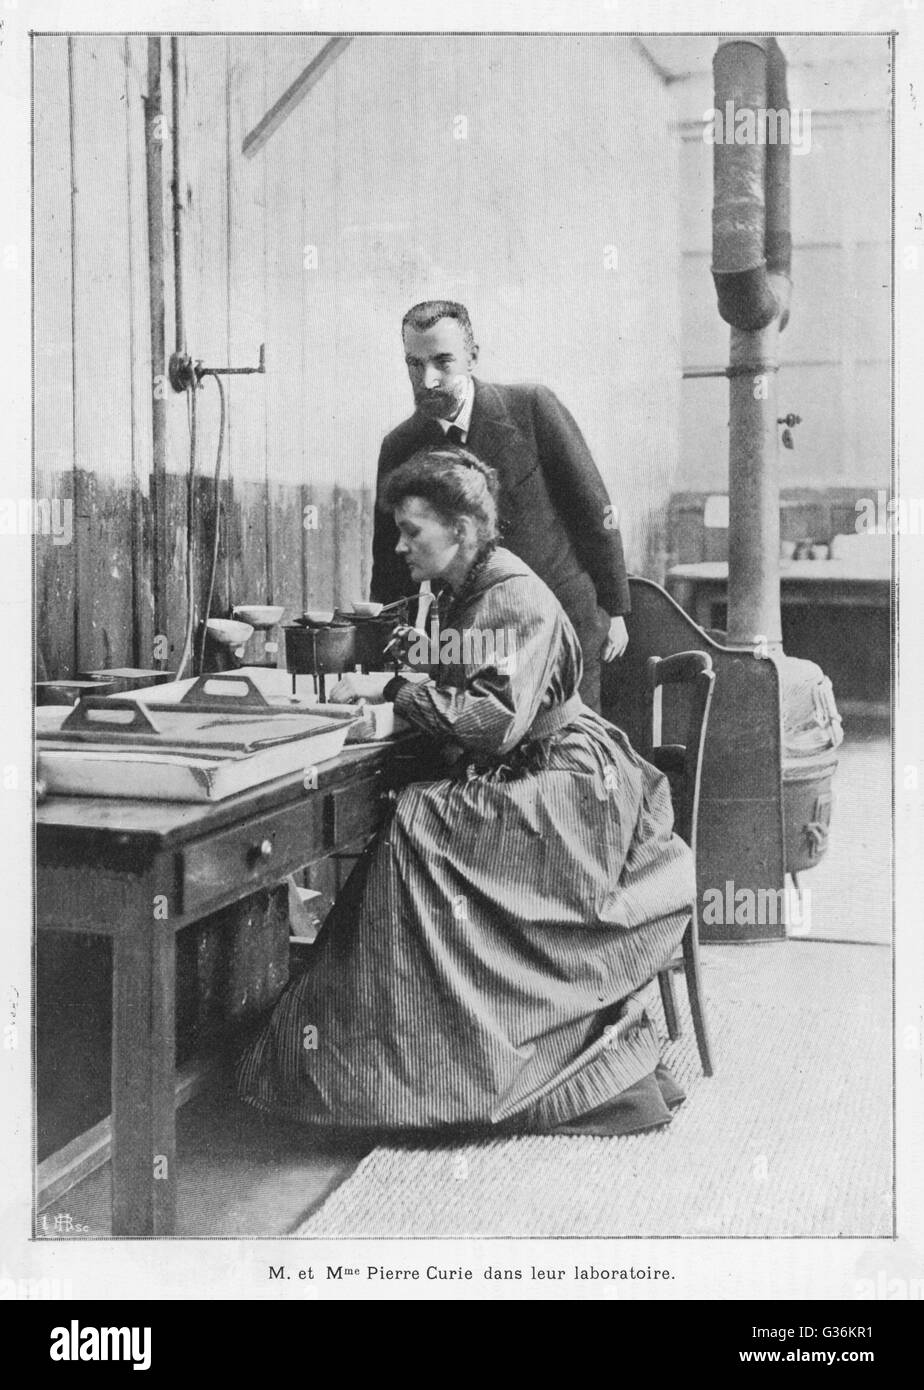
[195,372,227,675]
[175,381,198,680]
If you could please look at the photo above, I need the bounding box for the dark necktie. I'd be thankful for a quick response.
[446,424,465,445]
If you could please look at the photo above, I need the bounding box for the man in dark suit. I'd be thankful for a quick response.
[370,300,630,710]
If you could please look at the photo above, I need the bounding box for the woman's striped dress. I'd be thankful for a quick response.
[237,548,695,1133]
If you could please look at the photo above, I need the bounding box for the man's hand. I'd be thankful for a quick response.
[601,615,629,661]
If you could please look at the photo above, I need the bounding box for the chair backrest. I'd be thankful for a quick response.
[645,651,715,854]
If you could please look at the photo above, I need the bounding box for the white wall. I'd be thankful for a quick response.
[264,33,681,570]
[671,37,891,493]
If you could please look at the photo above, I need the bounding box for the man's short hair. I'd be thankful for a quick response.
[401,300,475,353]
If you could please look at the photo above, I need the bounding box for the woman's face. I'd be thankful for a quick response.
[393,497,460,583]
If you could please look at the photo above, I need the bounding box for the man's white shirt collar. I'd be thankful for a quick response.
[437,377,475,440]
[416,379,474,617]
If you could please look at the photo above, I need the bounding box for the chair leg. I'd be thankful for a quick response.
[658,968,680,1041]
[681,913,714,1077]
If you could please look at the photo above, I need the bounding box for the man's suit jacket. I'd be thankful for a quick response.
[370,378,630,674]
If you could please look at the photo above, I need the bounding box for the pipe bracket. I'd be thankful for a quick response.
[726,362,780,379]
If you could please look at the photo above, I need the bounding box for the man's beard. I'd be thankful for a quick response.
[414,377,468,420]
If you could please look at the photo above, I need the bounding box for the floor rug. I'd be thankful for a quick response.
[294,943,891,1238]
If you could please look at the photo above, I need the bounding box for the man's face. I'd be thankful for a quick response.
[403,317,478,420]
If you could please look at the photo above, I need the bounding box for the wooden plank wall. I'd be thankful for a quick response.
[35,34,684,680]
[34,38,77,680]
[34,35,373,682]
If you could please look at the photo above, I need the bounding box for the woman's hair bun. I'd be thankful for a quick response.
[380,446,500,543]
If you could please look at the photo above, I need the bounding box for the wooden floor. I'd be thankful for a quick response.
[36,1076,371,1239]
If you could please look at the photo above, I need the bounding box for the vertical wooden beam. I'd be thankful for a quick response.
[259,47,274,603]
[66,38,80,670]
[125,37,142,668]
[241,36,353,159]
[223,35,235,610]
[332,484,344,610]
[144,37,169,655]
[227,38,269,611]
[264,38,311,632]
[170,36,186,360]
[298,173,310,614]
[298,485,309,616]
[125,37,156,669]
[184,36,232,643]
[360,484,374,600]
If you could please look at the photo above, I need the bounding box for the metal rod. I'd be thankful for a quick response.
[377,594,419,614]
[726,324,782,647]
[170,35,185,356]
[242,36,353,158]
[199,365,263,376]
[683,364,780,380]
[191,345,266,381]
[67,38,80,673]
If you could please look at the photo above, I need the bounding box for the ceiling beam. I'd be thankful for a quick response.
[242,36,353,158]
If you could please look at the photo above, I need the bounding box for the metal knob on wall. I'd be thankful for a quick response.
[777,413,802,450]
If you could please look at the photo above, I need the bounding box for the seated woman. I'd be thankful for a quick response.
[237,447,695,1136]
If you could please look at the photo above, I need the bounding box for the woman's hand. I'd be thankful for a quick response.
[383,623,431,667]
[329,673,392,704]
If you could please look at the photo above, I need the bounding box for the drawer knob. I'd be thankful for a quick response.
[256,838,273,860]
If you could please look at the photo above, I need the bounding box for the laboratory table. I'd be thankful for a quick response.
[36,738,416,1238]
[665,560,891,702]
[665,559,890,631]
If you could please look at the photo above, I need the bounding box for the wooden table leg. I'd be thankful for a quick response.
[111,918,177,1237]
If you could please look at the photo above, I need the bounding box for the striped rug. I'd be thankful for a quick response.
[294,942,891,1238]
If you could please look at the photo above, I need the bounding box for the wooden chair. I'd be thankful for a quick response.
[645,651,716,1077]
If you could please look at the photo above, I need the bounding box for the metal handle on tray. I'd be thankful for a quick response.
[60,696,163,734]
[179,673,271,708]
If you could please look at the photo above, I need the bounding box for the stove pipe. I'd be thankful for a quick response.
[711,38,843,881]
[712,36,792,648]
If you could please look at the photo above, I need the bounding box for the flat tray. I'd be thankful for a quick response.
[37,719,356,802]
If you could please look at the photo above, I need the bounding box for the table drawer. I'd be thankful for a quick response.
[179,772,384,916]
[180,798,323,915]
[325,773,383,845]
